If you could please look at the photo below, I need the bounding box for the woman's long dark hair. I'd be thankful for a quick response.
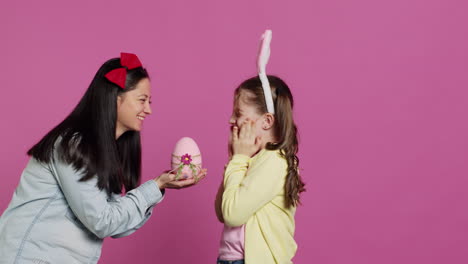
[28,57,149,196]
[236,75,305,208]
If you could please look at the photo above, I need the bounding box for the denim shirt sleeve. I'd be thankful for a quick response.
[110,198,162,238]
[50,152,164,239]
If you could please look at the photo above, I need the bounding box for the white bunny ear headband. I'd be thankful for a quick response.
[257,29,275,114]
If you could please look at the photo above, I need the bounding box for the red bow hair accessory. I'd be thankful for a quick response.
[105,52,143,89]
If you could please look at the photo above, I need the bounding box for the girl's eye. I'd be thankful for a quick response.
[140,99,146,103]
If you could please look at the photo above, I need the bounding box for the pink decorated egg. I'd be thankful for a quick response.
[171,137,202,180]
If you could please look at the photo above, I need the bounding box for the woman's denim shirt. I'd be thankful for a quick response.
[0,149,164,264]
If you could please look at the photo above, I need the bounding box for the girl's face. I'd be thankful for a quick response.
[116,78,152,138]
[229,90,263,136]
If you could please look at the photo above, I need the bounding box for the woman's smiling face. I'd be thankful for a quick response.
[116,78,152,138]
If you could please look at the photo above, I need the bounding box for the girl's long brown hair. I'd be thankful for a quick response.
[236,75,305,208]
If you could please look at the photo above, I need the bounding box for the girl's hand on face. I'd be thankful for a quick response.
[231,119,262,158]
[155,169,207,190]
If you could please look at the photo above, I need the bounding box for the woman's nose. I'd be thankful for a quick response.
[145,103,152,115]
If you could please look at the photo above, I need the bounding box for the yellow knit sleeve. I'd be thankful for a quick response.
[222,150,287,227]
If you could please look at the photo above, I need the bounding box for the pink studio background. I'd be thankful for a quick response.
[1,0,467,263]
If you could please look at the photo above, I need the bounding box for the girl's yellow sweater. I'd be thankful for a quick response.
[220,149,297,264]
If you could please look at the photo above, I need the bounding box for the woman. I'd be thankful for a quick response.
[0,52,206,264]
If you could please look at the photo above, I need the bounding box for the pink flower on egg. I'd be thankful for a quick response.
[181,154,192,165]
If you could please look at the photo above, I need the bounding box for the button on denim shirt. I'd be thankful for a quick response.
[0,149,164,264]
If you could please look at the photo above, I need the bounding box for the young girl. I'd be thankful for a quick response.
[0,53,206,264]
[215,75,305,263]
